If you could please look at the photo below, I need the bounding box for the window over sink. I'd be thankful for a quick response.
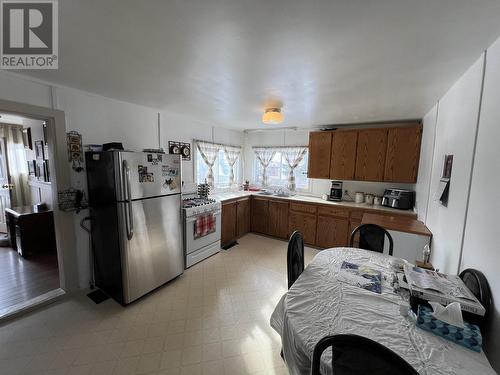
[252,147,310,192]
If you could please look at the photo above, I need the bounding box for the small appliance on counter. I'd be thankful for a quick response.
[355,192,365,204]
[382,189,415,210]
[329,181,343,201]
[364,194,374,205]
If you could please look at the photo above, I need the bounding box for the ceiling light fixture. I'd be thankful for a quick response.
[262,107,284,124]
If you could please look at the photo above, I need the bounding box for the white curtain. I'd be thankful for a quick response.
[196,141,220,187]
[254,148,276,187]
[282,147,307,191]
[0,124,29,207]
[223,145,241,186]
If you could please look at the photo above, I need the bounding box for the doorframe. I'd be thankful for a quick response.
[0,98,79,293]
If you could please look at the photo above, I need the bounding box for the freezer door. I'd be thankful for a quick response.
[117,194,184,304]
[115,151,181,201]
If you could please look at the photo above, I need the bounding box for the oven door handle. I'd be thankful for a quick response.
[186,210,221,223]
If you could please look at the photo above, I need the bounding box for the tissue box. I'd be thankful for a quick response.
[416,305,482,352]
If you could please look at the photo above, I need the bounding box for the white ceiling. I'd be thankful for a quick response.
[22,0,500,130]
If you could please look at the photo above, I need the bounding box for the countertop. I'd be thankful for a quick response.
[361,212,431,236]
[211,191,416,217]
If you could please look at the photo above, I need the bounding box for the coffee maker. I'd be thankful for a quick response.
[329,181,343,201]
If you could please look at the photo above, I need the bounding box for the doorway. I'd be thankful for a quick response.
[0,114,59,315]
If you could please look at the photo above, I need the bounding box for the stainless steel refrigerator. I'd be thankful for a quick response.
[86,151,183,304]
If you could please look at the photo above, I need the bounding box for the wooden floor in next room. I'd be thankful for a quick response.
[0,245,59,314]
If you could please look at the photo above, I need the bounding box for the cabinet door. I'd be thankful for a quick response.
[251,197,269,234]
[316,216,349,248]
[384,125,423,183]
[330,130,358,180]
[289,211,317,245]
[221,202,237,245]
[236,198,250,237]
[268,200,289,239]
[308,132,332,179]
[355,128,388,181]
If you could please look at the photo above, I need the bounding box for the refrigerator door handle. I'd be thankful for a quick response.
[123,160,134,240]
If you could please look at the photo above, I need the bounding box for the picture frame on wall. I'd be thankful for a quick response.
[42,122,48,145]
[27,160,36,176]
[35,162,42,179]
[35,140,45,160]
[22,128,32,150]
[43,160,50,182]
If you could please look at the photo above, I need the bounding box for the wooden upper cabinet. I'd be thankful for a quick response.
[307,123,422,183]
[330,130,358,180]
[384,125,423,183]
[355,128,388,181]
[308,131,332,179]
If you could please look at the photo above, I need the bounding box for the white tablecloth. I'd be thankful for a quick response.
[270,248,496,375]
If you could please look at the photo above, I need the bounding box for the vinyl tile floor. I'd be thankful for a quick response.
[0,233,319,375]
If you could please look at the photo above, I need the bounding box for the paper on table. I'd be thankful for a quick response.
[429,301,465,328]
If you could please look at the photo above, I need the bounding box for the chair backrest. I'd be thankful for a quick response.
[311,334,419,375]
[459,268,492,327]
[287,231,304,289]
[349,224,394,256]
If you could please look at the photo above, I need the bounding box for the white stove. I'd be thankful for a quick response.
[182,197,221,217]
[182,184,222,268]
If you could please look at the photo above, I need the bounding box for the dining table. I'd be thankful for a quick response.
[270,247,496,375]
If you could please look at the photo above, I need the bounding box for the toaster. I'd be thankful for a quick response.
[381,189,415,210]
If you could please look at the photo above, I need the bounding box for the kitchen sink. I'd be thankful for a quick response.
[256,190,291,197]
[274,192,291,197]
[257,191,273,195]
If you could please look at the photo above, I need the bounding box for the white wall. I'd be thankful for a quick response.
[415,104,437,221]
[417,36,500,371]
[243,129,414,198]
[0,71,244,289]
[461,37,500,371]
[424,56,484,274]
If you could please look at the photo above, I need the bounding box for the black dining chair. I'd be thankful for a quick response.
[459,268,492,328]
[311,334,418,375]
[287,230,304,289]
[349,224,394,256]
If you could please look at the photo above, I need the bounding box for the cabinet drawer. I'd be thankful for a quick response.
[317,206,349,218]
[290,202,317,214]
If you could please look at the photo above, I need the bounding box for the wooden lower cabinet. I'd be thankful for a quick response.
[236,198,250,237]
[316,215,349,248]
[268,200,289,239]
[223,195,416,250]
[251,197,269,234]
[289,211,317,245]
[221,201,237,246]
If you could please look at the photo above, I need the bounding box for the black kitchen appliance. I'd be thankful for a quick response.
[329,181,343,201]
[381,189,415,210]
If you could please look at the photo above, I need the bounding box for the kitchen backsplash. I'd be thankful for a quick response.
[309,179,415,198]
